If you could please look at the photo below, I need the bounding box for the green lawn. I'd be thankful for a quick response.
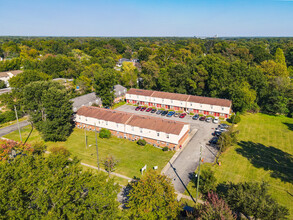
[4,127,174,180]
[186,113,293,217]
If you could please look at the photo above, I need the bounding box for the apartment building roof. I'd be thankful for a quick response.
[76,106,187,135]
[127,88,232,107]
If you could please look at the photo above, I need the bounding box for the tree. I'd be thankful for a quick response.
[99,128,111,139]
[218,127,238,153]
[199,166,217,194]
[196,192,235,220]
[94,69,118,107]
[224,182,289,219]
[22,81,73,141]
[103,155,118,176]
[138,47,152,61]
[230,112,241,124]
[120,62,138,88]
[127,169,180,219]
[0,152,120,219]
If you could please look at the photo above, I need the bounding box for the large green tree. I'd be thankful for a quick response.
[22,81,73,141]
[0,151,120,219]
[127,170,180,219]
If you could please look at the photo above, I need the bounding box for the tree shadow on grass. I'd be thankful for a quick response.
[236,141,293,184]
[283,122,293,131]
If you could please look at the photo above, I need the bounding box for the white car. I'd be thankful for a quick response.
[206,117,212,123]
[213,117,219,124]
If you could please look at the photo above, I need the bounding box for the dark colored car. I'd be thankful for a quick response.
[209,137,219,145]
[140,107,147,111]
[179,113,187,118]
[135,106,141,111]
[166,111,175,117]
[213,131,222,137]
[199,116,206,121]
[161,110,168,116]
[156,110,162,115]
[146,108,152,112]
[220,123,230,129]
[192,114,199,120]
[151,109,157,113]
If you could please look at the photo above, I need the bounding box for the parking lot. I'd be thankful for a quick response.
[116,104,219,193]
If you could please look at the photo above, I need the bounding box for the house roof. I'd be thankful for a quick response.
[0,70,23,78]
[70,92,101,111]
[127,88,232,107]
[114,84,127,97]
[76,106,187,135]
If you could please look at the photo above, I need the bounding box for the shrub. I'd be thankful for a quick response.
[137,139,146,146]
[230,113,241,124]
[199,166,217,195]
[99,128,111,139]
[162,147,169,151]
[50,146,71,157]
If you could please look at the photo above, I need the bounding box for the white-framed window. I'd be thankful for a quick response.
[222,107,224,111]
[166,134,169,139]
[106,121,108,125]
[79,116,81,120]
[162,99,164,103]
[129,95,131,98]
[167,143,169,146]
[157,132,160,137]
[140,136,143,139]
[140,128,143,133]
[85,117,87,121]
[190,103,192,106]
[153,98,156,101]
[200,104,202,108]
[181,102,183,105]
[171,100,173,103]
[117,131,120,135]
[116,123,119,128]
[211,105,213,109]
[132,126,134,131]
[157,140,160,144]
[137,95,139,99]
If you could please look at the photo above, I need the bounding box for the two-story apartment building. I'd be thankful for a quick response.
[126,89,232,118]
[75,106,190,150]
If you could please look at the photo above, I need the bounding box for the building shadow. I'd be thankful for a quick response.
[236,141,293,184]
[283,122,293,131]
[169,162,196,203]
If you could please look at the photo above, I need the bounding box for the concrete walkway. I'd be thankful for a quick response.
[0,120,30,137]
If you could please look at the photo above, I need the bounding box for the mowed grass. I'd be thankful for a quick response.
[4,127,174,179]
[187,113,293,217]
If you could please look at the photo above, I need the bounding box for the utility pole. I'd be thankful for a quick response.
[196,145,202,203]
[95,123,100,170]
[14,105,22,142]
[84,124,87,149]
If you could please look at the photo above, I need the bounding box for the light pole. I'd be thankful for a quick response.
[196,145,202,203]
[14,105,22,142]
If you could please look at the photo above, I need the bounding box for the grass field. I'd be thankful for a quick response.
[4,127,174,180]
[186,113,293,217]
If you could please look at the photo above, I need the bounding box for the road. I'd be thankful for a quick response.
[0,120,30,137]
[116,105,219,193]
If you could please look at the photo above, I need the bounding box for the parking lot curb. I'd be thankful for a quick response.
[161,128,198,174]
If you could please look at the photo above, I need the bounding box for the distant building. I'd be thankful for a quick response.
[71,84,127,112]
[0,70,23,87]
[117,58,139,68]
[126,89,232,118]
[75,106,190,150]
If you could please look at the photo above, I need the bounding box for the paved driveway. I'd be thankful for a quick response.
[116,105,219,193]
[0,120,30,137]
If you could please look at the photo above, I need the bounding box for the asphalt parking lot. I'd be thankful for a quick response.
[116,105,219,193]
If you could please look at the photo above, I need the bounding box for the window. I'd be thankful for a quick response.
[190,103,192,106]
[117,131,120,135]
[106,121,108,125]
[167,143,169,146]
[153,98,156,101]
[211,105,213,109]
[181,102,183,105]
[157,132,160,137]
[200,104,202,108]
[140,128,143,133]
[157,140,160,144]
[222,107,224,111]
[171,100,173,103]
[132,127,134,131]
[166,134,169,139]
[116,123,119,128]
[79,116,81,120]
[137,95,139,99]
[85,117,87,121]
[129,95,131,98]
[162,99,164,103]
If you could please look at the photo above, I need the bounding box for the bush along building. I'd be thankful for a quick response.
[75,106,190,150]
[126,89,232,119]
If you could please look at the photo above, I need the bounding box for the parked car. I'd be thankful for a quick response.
[192,114,199,120]
[213,117,219,124]
[156,110,163,115]
[161,110,168,116]
[151,109,157,113]
[213,131,222,137]
[199,116,206,121]
[209,137,219,144]
[179,113,187,118]
[135,106,141,111]
[220,123,230,129]
[166,111,175,117]
[146,108,152,112]
[206,117,212,123]
[140,107,147,111]
[174,112,180,117]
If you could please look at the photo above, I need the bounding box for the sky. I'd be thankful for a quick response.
[0,0,292,37]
